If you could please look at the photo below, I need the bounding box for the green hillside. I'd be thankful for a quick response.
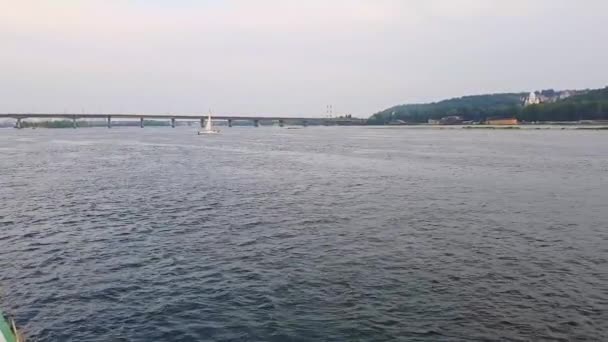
[518,87,608,122]
[369,87,608,124]
[368,93,525,124]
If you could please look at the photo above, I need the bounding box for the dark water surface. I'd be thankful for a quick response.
[1,127,607,341]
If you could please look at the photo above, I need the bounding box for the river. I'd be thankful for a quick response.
[0,126,606,341]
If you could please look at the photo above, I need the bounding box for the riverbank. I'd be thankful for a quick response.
[371,125,608,130]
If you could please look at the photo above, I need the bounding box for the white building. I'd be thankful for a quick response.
[524,91,540,106]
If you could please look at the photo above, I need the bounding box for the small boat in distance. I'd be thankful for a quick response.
[198,113,220,135]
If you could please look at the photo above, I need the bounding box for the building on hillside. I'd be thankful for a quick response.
[524,89,582,106]
[439,116,463,125]
[559,90,575,100]
[428,119,440,125]
[524,92,540,106]
[486,118,518,125]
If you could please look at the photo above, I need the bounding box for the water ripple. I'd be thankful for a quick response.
[0,128,607,341]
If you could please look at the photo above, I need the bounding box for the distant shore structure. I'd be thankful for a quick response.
[523,89,579,106]
[486,118,518,125]
[524,92,540,106]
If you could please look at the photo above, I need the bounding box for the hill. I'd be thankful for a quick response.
[369,87,608,124]
[518,87,608,122]
[368,93,525,124]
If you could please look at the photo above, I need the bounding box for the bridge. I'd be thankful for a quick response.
[0,113,366,129]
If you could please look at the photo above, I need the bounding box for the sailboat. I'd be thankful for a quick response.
[197,113,220,135]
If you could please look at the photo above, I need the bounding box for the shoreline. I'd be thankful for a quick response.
[370,125,608,130]
[2,124,608,130]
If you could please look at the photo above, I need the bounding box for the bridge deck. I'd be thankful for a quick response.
[0,113,337,121]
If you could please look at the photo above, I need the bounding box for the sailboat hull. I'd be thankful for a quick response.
[197,130,220,135]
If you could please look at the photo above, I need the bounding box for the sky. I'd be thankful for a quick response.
[1,0,607,117]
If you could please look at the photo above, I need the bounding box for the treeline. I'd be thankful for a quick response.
[368,93,525,124]
[517,87,608,122]
[369,87,608,124]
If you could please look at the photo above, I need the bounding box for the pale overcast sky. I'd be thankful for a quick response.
[1,0,607,117]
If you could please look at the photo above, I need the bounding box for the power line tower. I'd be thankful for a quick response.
[326,104,333,118]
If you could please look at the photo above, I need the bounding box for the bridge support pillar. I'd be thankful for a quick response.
[171,117,176,128]
[254,119,259,127]
[303,120,308,127]
[279,119,284,127]
[200,118,205,128]
[140,117,144,128]
[228,119,232,127]
[72,115,77,128]
[107,115,112,128]
[15,118,22,129]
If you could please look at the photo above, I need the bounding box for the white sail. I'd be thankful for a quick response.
[198,112,220,134]
[205,114,212,131]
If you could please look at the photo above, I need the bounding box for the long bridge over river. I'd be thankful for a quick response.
[0,113,366,129]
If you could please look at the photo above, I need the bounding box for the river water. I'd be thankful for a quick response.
[0,127,606,341]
